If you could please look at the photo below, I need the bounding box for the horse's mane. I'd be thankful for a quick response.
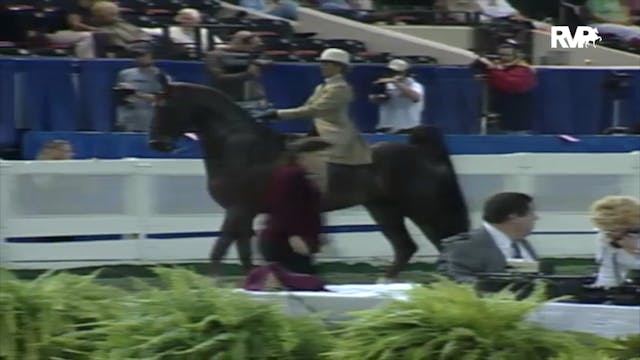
[168,82,286,155]
[170,82,255,123]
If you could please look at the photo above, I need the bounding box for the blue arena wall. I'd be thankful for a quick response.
[1,58,640,148]
[21,131,640,159]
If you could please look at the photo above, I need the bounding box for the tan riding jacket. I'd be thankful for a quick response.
[276,74,372,165]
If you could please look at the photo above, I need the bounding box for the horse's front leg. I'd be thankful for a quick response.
[209,210,255,277]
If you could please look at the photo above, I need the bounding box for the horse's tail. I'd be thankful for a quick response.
[409,125,470,232]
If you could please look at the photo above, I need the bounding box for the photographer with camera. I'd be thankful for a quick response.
[473,39,536,133]
[369,59,425,134]
[205,31,271,113]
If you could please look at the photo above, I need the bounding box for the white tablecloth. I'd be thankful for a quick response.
[243,284,640,338]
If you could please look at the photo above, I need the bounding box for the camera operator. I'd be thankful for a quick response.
[369,59,425,134]
[204,30,271,113]
[112,48,170,132]
[474,39,536,133]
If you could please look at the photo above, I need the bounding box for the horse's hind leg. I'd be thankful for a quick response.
[364,202,417,281]
[209,210,255,276]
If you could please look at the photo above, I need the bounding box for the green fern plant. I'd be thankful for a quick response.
[326,279,614,360]
[91,267,332,360]
[0,269,125,360]
[603,334,640,360]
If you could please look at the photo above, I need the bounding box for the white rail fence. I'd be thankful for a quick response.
[1,152,639,269]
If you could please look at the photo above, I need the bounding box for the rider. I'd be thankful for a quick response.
[257,48,372,199]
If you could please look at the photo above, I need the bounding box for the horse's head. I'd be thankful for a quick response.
[148,83,196,153]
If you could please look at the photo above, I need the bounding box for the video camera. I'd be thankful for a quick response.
[369,67,415,101]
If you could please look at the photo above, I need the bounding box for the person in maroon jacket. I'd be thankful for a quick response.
[258,150,324,275]
[476,40,537,133]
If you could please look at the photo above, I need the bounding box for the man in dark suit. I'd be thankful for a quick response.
[438,192,539,282]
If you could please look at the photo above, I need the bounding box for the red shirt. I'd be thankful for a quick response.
[260,164,322,253]
[487,64,537,94]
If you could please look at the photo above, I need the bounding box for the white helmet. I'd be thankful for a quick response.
[318,48,350,66]
[387,58,409,72]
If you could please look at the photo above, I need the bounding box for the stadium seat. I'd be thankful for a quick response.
[323,38,367,53]
[32,44,73,57]
[116,0,149,14]
[148,0,186,12]
[291,38,327,52]
[38,0,67,10]
[261,36,293,51]
[185,0,221,14]
[0,42,31,56]
[264,50,302,62]
[250,18,294,38]
[357,51,392,63]
[403,55,438,65]
[122,14,163,27]
[291,49,320,62]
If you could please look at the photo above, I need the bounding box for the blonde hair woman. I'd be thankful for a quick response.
[590,195,640,287]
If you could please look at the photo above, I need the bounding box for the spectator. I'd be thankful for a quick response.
[584,0,640,42]
[36,140,75,160]
[92,1,152,55]
[204,31,269,111]
[33,140,76,242]
[113,49,169,132]
[369,59,425,134]
[475,39,537,133]
[589,195,640,288]
[145,8,223,54]
[46,0,98,58]
[437,192,540,283]
[266,0,299,20]
[436,0,550,29]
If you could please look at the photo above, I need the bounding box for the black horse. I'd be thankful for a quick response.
[149,82,470,280]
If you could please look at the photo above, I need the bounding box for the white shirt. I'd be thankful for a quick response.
[483,222,535,261]
[476,0,518,18]
[143,27,222,52]
[377,77,424,132]
[594,232,640,287]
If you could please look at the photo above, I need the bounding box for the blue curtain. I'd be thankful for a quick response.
[21,131,640,159]
[156,60,209,84]
[421,66,481,134]
[15,59,77,131]
[0,60,16,146]
[3,59,640,144]
[262,63,323,133]
[77,59,134,132]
